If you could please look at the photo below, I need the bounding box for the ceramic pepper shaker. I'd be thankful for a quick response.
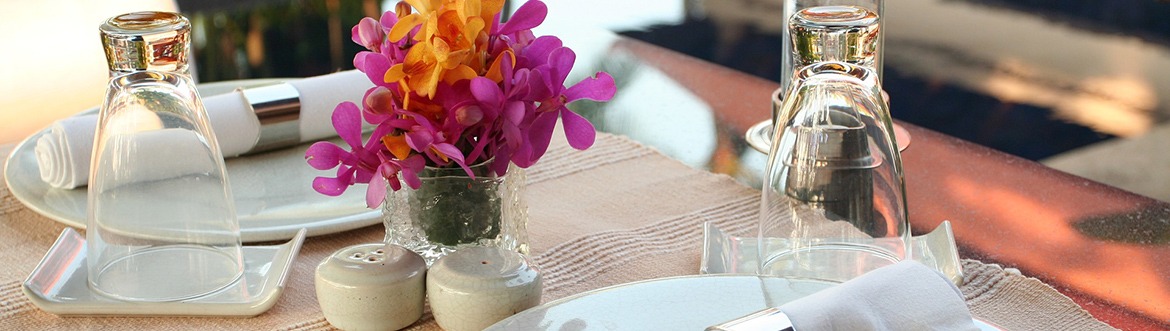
[427,246,542,331]
[315,243,426,331]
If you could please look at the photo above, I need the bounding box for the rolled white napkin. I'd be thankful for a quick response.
[91,128,218,185]
[35,116,96,190]
[35,70,372,189]
[780,260,979,330]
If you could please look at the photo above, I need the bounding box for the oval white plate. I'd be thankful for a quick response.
[3,79,378,242]
[487,274,1001,330]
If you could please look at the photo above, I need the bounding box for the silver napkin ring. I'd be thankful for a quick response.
[239,83,301,153]
[706,307,795,331]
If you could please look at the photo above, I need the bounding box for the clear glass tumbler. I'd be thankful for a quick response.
[758,62,907,282]
[86,12,243,302]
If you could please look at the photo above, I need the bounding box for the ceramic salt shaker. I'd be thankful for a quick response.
[427,246,542,331]
[315,243,426,331]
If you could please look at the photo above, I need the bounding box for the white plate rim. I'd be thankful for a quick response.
[487,274,1002,330]
[2,78,380,242]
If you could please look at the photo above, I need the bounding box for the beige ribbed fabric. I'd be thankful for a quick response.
[0,133,1115,330]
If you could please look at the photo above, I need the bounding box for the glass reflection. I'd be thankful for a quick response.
[620,0,1170,163]
[173,0,1170,169]
[573,50,718,169]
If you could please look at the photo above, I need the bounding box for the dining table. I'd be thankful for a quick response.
[0,127,1119,330]
[2,2,1168,330]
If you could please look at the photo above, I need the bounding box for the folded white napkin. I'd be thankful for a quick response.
[780,260,979,330]
[35,70,371,189]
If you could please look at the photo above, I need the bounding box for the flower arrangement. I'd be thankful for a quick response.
[305,0,615,207]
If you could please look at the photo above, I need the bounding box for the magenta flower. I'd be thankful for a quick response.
[399,110,473,175]
[307,0,617,208]
[351,17,384,53]
[366,153,424,208]
[496,0,546,36]
[305,101,425,207]
[515,36,562,71]
[305,102,382,196]
[527,47,616,162]
[469,56,535,174]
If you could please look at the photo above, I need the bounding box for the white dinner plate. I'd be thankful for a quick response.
[486,274,1002,330]
[3,79,378,242]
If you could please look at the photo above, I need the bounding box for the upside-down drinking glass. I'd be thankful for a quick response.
[86,12,244,302]
[758,61,908,282]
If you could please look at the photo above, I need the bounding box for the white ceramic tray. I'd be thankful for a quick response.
[700,221,964,286]
[3,79,378,242]
[22,228,305,316]
[486,274,999,330]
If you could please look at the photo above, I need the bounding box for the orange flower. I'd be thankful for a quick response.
[385,0,504,100]
[381,134,412,160]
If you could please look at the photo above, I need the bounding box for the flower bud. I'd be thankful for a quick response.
[455,105,484,126]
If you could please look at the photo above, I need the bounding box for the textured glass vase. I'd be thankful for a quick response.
[383,159,529,265]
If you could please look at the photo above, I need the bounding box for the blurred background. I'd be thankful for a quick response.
[3,0,1169,201]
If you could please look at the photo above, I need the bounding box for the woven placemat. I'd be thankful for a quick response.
[0,133,1114,330]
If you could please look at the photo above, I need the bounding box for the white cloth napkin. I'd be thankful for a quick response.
[89,128,219,185]
[780,260,979,331]
[35,70,371,189]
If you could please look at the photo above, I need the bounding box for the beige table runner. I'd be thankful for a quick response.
[0,133,1115,330]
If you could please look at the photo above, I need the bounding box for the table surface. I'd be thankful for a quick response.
[0,134,1113,330]
[537,3,1170,330]
[594,35,1170,331]
[4,0,1170,329]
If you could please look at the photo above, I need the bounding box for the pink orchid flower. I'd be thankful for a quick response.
[526,46,616,163]
[305,102,383,196]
